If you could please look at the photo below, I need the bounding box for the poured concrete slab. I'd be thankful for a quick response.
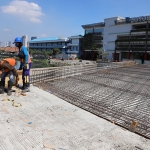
[0,85,149,150]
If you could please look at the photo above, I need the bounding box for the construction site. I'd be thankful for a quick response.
[0,60,150,150]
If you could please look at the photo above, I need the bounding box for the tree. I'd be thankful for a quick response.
[42,49,47,57]
[97,48,103,59]
[52,48,61,55]
[97,48,109,61]
[102,51,109,61]
[47,50,53,56]
[29,49,37,55]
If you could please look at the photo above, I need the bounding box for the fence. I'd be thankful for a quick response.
[30,64,97,83]
[30,62,133,84]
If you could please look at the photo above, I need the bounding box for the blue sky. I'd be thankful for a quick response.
[0,0,150,46]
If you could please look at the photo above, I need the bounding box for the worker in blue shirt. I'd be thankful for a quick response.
[13,37,32,93]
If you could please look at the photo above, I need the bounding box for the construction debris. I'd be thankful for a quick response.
[21,93,26,96]
[1,86,25,107]
[129,120,138,132]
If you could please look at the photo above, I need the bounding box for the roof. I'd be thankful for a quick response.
[28,37,69,43]
[82,22,105,29]
[104,16,125,20]
[68,35,83,39]
[0,46,18,52]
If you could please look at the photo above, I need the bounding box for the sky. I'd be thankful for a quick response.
[0,0,150,46]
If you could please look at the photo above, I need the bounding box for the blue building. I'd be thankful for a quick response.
[28,37,70,54]
[28,36,83,58]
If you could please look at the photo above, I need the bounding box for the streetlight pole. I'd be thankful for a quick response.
[102,42,105,61]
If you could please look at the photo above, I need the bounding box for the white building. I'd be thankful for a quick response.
[5,42,8,47]
[103,16,132,61]
[8,41,11,47]
[67,35,83,58]
[82,15,150,63]
[22,35,28,47]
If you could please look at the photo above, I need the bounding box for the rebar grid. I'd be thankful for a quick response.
[34,65,150,139]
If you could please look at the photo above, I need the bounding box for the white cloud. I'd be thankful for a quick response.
[3,28,10,31]
[40,34,47,37]
[30,18,41,23]
[1,0,44,23]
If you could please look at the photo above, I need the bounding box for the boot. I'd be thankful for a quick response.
[22,82,30,93]
[22,81,26,90]
[0,80,5,94]
[7,81,13,96]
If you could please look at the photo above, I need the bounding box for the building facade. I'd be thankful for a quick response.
[5,42,8,47]
[82,22,104,60]
[8,41,11,47]
[115,16,150,64]
[28,36,83,59]
[66,35,83,58]
[28,37,70,54]
[82,15,150,63]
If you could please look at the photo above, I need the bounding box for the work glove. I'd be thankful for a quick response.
[24,63,28,69]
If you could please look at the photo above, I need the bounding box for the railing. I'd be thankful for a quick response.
[115,20,126,25]
[116,42,146,45]
[30,64,97,83]
[131,28,150,32]
[30,63,127,84]
[29,45,67,48]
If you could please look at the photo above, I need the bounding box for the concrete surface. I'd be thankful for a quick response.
[0,85,150,150]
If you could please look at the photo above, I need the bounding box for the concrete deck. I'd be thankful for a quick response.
[0,85,150,150]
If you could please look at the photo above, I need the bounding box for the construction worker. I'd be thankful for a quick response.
[0,58,19,96]
[13,37,32,93]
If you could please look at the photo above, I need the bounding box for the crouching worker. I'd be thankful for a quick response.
[13,37,32,93]
[0,58,19,96]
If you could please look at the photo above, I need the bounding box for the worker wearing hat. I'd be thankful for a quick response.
[13,37,32,93]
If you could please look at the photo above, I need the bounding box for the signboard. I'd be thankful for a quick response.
[126,15,150,23]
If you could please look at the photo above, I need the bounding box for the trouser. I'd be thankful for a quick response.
[22,63,32,83]
[1,71,14,83]
[1,71,14,95]
[22,63,32,91]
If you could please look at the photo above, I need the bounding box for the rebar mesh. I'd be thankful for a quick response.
[33,64,150,139]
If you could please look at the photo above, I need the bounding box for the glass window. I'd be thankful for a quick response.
[85,29,93,34]
[94,28,104,33]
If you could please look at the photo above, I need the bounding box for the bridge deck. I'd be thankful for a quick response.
[0,84,149,150]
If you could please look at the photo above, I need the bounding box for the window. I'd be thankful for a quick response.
[86,29,93,34]
[94,28,104,33]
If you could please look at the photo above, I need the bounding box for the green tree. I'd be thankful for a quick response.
[29,49,36,55]
[47,50,53,56]
[52,48,61,55]
[97,48,109,60]
[97,48,103,59]
[42,49,47,57]
[102,51,109,61]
